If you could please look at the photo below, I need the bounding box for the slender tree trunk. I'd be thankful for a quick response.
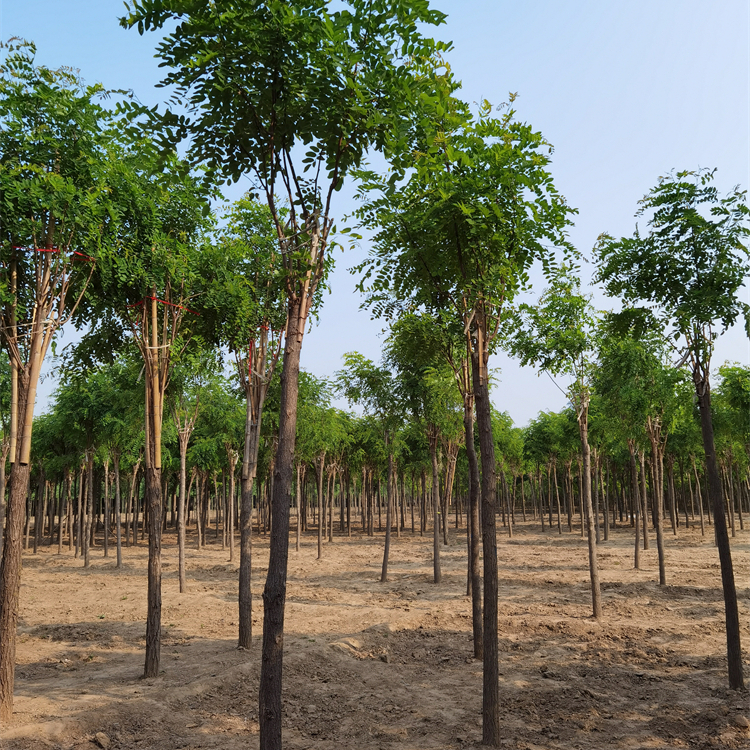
[316,454,325,560]
[639,452,649,549]
[629,443,641,569]
[579,407,602,620]
[471,345,499,746]
[428,430,441,584]
[647,432,667,586]
[464,394,482,660]
[114,456,122,569]
[260,300,304,750]
[84,451,93,568]
[695,376,743,690]
[0,440,8,562]
[143,465,162,678]
[381,448,393,582]
[693,458,705,536]
[178,440,188,592]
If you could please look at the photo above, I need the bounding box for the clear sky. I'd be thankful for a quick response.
[2,0,748,425]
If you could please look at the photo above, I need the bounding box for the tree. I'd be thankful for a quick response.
[121,4,449,744]
[168,347,219,591]
[354,78,575,742]
[595,323,683,581]
[509,269,602,620]
[201,196,287,647]
[0,41,116,721]
[595,168,749,690]
[337,353,402,581]
[79,141,213,679]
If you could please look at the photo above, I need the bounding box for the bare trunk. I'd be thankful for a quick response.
[0,459,31,721]
[471,345,499,746]
[579,406,602,620]
[381,449,394,582]
[694,375,743,690]
[260,299,304,750]
[143,465,162,678]
[464,394,482,660]
[428,431,441,584]
[178,441,187,592]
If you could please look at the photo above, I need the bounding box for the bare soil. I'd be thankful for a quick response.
[1,518,748,750]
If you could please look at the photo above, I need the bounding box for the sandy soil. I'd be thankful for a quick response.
[0,518,748,750]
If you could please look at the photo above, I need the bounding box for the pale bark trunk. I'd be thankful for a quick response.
[579,406,602,620]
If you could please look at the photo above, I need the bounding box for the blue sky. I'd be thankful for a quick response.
[2,0,748,425]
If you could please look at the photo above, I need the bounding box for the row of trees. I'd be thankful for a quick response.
[1,0,748,745]
[24,351,750,577]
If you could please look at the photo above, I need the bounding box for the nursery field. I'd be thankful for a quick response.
[1,523,748,750]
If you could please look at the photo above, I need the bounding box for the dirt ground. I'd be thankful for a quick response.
[0,517,748,750]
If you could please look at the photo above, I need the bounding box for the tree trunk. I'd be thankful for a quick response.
[428,430,441,584]
[471,346,499,746]
[0,459,31,721]
[0,440,8,562]
[647,432,667,586]
[114,456,123,569]
[695,375,744,690]
[578,407,602,620]
[316,454,325,560]
[178,440,188,592]
[464,393,482,660]
[381,448,394,582]
[260,300,304,750]
[629,444,641,569]
[84,452,93,568]
[143,465,162,678]
[639,452,649,550]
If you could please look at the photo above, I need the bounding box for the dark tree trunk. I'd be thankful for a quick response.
[629,444,641,569]
[381,449,394,582]
[144,465,162,678]
[464,394,482,660]
[114,456,123,570]
[428,430,441,584]
[695,376,743,690]
[471,347,499,746]
[260,301,304,750]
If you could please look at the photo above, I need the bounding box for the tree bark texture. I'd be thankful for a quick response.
[259,301,304,750]
[464,394,483,660]
[143,465,163,678]
[695,378,744,690]
[471,347,499,746]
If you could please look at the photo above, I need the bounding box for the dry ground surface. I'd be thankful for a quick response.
[1,518,748,750]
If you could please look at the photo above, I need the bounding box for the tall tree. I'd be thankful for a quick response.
[509,270,603,620]
[201,196,286,647]
[337,353,402,581]
[121,4,448,744]
[0,41,114,721]
[80,143,213,679]
[354,85,575,744]
[595,168,749,690]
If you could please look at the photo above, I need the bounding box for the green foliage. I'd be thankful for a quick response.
[595,169,750,369]
[201,196,287,354]
[0,40,120,366]
[594,322,684,444]
[354,83,576,348]
[509,268,597,422]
